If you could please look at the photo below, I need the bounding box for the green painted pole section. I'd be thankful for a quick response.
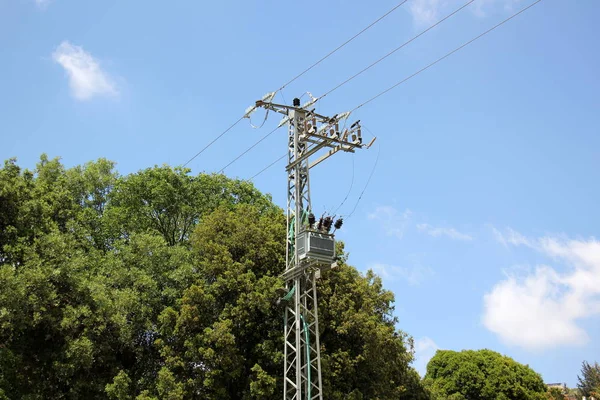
[300,314,311,400]
[282,285,296,302]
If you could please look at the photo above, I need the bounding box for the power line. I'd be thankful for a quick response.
[242,0,542,182]
[332,154,355,215]
[250,153,286,180]
[351,0,543,113]
[218,126,282,173]
[278,0,409,91]
[182,116,245,167]
[217,0,474,173]
[346,130,380,219]
[319,0,476,100]
[183,1,408,168]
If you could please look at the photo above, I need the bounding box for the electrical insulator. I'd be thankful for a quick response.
[334,218,343,230]
[323,216,333,232]
[317,217,324,231]
[305,120,312,131]
[308,213,316,227]
[341,129,349,141]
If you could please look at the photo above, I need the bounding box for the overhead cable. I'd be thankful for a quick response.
[250,153,287,180]
[218,0,475,173]
[182,116,245,167]
[243,0,542,181]
[218,126,282,173]
[332,154,355,215]
[319,0,476,100]
[183,1,408,168]
[277,0,409,91]
[345,127,380,219]
[350,0,543,113]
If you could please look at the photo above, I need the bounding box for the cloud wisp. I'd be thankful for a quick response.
[413,337,439,377]
[368,206,412,239]
[407,0,525,25]
[52,41,118,101]
[491,226,531,247]
[34,0,52,9]
[484,229,600,350]
[369,263,434,286]
[417,223,473,241]
[409,0,444,26]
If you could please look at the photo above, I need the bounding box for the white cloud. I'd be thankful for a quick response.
[368,206,412,239]
[417,223,473,241]
[369,263,434,286]
[407,0,524,25]
[35,0,52,9]
[492,226,532,247]
[409,0,444,26]
[491,226,508,246]
[52,41,118,101]
[483,231,600,350]
[413,337,439,377]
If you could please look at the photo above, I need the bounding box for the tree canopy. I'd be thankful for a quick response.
[0,155,422,399]
[577,361,600,399]
[423,349,547,400]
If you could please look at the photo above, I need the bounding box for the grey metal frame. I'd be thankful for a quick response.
[253,98,375,400]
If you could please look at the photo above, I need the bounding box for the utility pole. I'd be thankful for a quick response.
[251,95,375,400]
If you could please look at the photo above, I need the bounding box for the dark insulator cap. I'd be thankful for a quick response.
[334,218,343,230]
[293,98,301,107]
[308,213,316,226]
[323,216,333,232]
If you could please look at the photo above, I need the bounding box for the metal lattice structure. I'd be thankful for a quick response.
[251,96,375,400]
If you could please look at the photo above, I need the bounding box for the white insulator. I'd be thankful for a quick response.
[337,111,351,120]
[244,92,276,118]
[262,91,276,102]
[244,105,256,118]
[341,129,349,141]
[301,98,318,109]
[317,124,330,135]
[278,116,290,128]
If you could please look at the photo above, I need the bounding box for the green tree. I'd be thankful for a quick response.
[547,387,565,400]
[423,349,547,400]
[318,258,420,400]
[577,361,600,398]
[0,155,423,399]
[145,206,422,399]
[567,387,581,399]
[149,204,286,399]
[107,165,275,246]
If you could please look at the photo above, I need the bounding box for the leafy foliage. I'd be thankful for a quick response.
[546,387,565,400]
[577,361,600,398]
[423,349,547,400]
[318,258,419,399]
[0,155,421,399]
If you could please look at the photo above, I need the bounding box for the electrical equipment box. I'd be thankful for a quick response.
[297,230,336,264]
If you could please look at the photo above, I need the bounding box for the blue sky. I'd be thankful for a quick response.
[2,0,599,388]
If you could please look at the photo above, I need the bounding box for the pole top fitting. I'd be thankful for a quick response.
[293,98,301,107]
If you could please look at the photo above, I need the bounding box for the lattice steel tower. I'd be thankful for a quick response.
[249,95,375,400]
